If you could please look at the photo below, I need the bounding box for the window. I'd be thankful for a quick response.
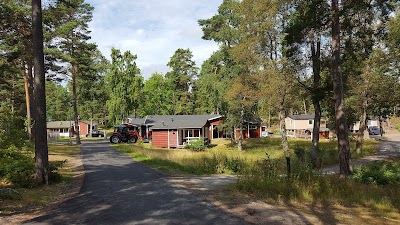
[308,120,313,125]
[249,125,257,130]
[185,129,200,138]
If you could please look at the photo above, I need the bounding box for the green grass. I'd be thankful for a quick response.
[235,159,400,213]
[113,137,378,176]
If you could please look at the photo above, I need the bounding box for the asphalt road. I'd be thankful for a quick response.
[25,142,248,225]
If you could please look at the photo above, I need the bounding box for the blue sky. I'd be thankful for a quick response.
[85,0,223,79]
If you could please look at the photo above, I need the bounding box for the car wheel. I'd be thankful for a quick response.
[110,135,120,144]
[128,136,137,143]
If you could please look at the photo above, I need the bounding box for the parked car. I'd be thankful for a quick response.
[368,126,380,135]
[86,130,105,137]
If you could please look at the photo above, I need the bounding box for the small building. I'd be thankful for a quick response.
[148,115,212,148]
[235,119,267,139]
[351,118,380,132]
[124,114,267,148]
[47,121,97,137]
[125,115,225,143]
[285,115,329,139]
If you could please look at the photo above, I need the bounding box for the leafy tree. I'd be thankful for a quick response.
[46,80,70,121]
[194,48,241,115]
[106,48,143,124]
[165,48,198,115]
[142,73,171,115]
[225,74,259,151]
[76,49,110,130]
[284,0,330,168]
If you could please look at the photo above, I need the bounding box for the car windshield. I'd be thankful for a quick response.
[114,126,124,133]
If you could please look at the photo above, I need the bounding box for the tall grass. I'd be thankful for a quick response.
[115,137,378,176]
[115,143,252,175]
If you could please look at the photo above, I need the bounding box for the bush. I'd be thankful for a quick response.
[352,161,400,185]
[0,102,28,149]
[49,160,67,183]
[0,145,35,187]
[186,138,206,151]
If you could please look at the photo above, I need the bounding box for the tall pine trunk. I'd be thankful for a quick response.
[22,62,33,141]
[32,0,49,185]
[331,0,352,176]
[71,63,81,144]
[310,32,322,168]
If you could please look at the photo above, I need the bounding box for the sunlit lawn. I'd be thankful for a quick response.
[114,136,378,176]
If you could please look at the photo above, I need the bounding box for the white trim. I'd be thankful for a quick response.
[208,115,223,121]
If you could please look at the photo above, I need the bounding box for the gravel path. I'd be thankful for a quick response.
[321,129,400,174]
[23,142,248,225]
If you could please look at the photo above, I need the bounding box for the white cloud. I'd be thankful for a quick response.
[85,0,222,79]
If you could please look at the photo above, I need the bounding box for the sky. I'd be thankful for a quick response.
[85,0,223,80]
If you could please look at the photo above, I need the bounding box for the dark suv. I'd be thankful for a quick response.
[86,130,105,137]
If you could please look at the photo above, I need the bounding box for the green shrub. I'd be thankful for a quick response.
[352,161,400,185]
[0,102,28,148]
[187,138,206,151]
[0,145,34,187]
[49,160,67,183]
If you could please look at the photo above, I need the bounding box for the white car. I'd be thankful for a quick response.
[368,126,380,135]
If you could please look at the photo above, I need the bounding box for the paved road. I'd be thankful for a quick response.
[25,142,248,225]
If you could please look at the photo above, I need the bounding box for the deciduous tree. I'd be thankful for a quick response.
[106,48,143,124]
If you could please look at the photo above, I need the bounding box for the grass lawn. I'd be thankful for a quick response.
[115,137,378,176]
[0,144,81,215]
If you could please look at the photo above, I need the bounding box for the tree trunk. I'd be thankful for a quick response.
[356,100,368,154]
[310,32,322,169]
[71,63,81,144]
[28,64,35,141]
[22,62,33,141]
[231,126,236,145]
[311,101,321,168]
[279,95,290,176]
[238,104,244,151]
[332,0,352,176]
[32,0,49,185]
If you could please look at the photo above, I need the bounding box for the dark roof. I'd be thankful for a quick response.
[287,115,326,120]
[146,115,221,130]
[47,121,96,129]
[47,121,74,129]
[126,117,146,125]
